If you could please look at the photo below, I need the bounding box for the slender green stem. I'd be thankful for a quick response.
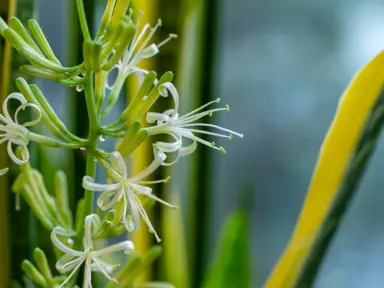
[76,0,91,41]
[29,132,86,149]
[294,88,384,287]
[83,72,99,216]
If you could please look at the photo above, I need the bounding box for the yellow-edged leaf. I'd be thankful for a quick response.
[265,50,384,288]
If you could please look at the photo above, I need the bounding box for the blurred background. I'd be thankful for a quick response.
[2,0,384,287]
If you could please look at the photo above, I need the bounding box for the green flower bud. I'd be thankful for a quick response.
[117,121,148,157]
[9,17,41,53]
[27,19,61,64]
[120,71,173,127]
[21,260,47,288]
[33,248,54,286]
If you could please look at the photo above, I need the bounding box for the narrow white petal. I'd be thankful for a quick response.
[146,112,171,124]
[127,190,141,231]
[92,241,134,257]
[7,142,29,165]
[83,258,93,288]
[82,176,122,192]
[3,92,27,121]
[56,254,85,273]
[159,82,179,115]
[109,151,127,178]
[145,193,177,208]
[180,140,197,156]
[155,139,181,153]
[51,227,83,257]
[128,147,166,182]
[97,188,123,211]
[57,257,85,288]
[16,103,42,127]
[140,43,159,59]
[129,182,153,196]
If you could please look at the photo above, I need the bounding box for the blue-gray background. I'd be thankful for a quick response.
[35,0,384,287]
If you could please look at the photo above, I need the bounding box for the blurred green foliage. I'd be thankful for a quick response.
[202,210,251,288]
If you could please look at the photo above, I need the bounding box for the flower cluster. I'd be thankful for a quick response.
[0,1,243,287]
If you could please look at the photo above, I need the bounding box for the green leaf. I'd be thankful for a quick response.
[202,210,251,288]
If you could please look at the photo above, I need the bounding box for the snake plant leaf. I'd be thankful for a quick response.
[265,50,384,287]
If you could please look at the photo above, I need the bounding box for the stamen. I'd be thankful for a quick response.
[219,146,226,154]
[229,134,233,140]
[157,33,178,48]
[226,105,230,111]
[178,99,221,119]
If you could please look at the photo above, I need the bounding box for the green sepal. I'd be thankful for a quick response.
[27,19,61,64]
[117,121,149,157]
[9,17,41,53]
[121,71,173,127]
[33,248,54,286]
[21,260,47,288]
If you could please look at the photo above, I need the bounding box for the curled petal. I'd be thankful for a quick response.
[109,151,127,178]
[82,176,122,192]
[15,103,42,127]
[3,92,27,121]
[57,256,85,288]
[180,140,197,157]
[146,112,171,124]
[97,189,124,211]
[141,43,159,59]
[90,257,118,274]
[92,240,134,257]
[7,141,29,165]
[128,146,166,182]
[155,139,182,153]
[56,254,84,273]
[51,226,83,257]
[159,82,179,115]
[84,214,101,250]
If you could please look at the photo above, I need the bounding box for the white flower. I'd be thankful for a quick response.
[82,150,176,242]
[51,214,134,288]
[107,15,177,90]
[0,92,41,173]
[145,83,243,166]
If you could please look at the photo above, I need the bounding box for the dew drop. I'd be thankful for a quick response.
[76,84,84,92]
[80,147,86,151]
[67,238,74,245]
[99,135,107,142]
